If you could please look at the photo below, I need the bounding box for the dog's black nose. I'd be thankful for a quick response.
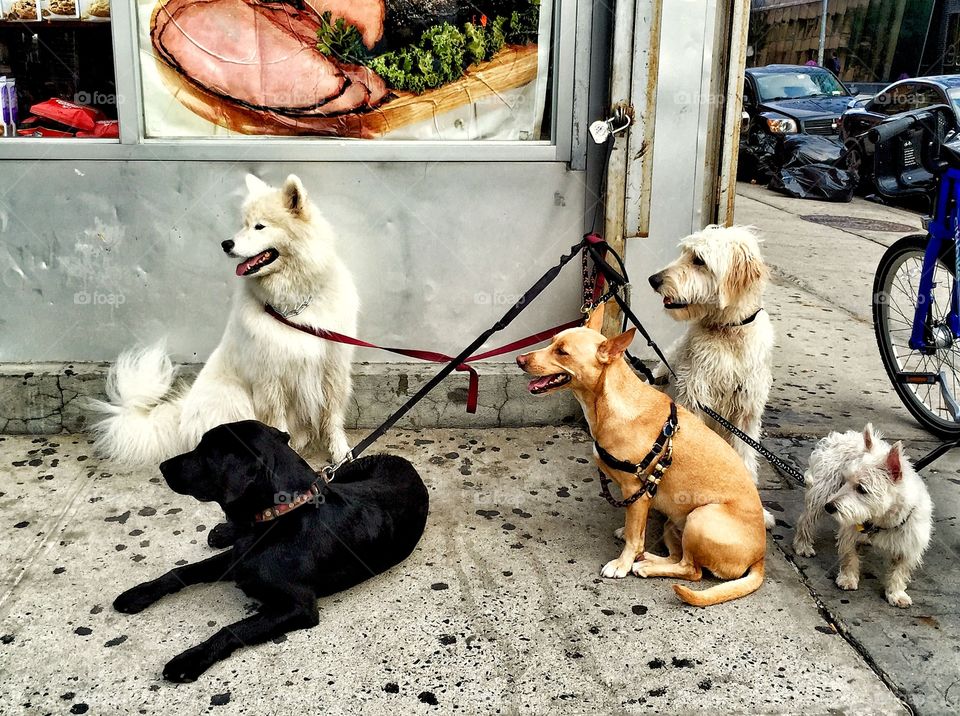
[648,273,664,291]
[824,502,837,514]
[516,354,528,368]
[221,239,235,253]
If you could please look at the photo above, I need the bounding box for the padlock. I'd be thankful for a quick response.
[589,119,611,144]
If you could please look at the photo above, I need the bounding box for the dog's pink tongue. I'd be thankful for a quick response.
[528,376,554,393]
[236,252,268,277]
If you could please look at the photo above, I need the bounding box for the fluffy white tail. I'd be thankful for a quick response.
[89,343,187,466]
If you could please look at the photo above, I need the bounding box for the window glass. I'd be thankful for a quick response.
[949,87,960,115]
[868,83,941,116]
[136,0,555,141]
[754,69,847,101]
[0,1,118,139]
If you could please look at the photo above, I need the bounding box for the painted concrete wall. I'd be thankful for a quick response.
[0,161,588,364]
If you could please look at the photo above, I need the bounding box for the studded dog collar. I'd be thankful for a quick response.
[594,402,678,507]
[253,482,322,523]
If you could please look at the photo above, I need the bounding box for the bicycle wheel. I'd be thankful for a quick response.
[874,234,960,438]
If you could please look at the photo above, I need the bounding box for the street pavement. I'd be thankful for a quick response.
[0,183,956,714]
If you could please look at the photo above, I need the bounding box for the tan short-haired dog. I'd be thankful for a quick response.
[517,305,766,606]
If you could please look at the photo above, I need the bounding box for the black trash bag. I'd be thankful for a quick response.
[739,131,779,182]
[768,134,856,201]
[776,133,844,167]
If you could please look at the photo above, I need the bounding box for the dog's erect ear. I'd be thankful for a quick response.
[720,244,768,309]
[597,328,636,364]
[585,301,606,332]
[282,175,307,216]
[863,423,875,451]
[245,174,270,196]
[885,442,904,482]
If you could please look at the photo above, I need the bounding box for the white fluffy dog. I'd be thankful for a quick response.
[793,425,933,608]
[648,225,775,527]
[91,174,359,466]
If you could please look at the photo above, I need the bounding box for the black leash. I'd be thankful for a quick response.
[319,231,805,491]
[322,236,598,480]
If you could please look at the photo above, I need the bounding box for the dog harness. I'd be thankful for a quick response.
[594,402,678,508]
[856,507,916,536]
[253,482,323,523]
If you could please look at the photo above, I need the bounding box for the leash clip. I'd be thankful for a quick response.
[321,451,354,484]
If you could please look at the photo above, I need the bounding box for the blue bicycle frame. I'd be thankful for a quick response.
[909,167,960,352]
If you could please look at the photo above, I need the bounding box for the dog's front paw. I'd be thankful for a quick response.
[600,558,631,579]
[792,539,816,558]
[631,561,653,578]
[835,572,859,591]
[113,584,158,614]
[207,522,239,550]
[886,590,913,608]
[163,646,214,683]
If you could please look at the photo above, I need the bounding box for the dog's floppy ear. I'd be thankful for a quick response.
[245,174,270,196]
[597,328,636,364]
[585,301,606,332]
[885,442,905,482]
[222,463,263,507]
[282,175,308,216]
[720,244,768,309]
[863,423,875,451]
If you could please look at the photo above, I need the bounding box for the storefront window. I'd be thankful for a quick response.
[136,0,554,140]
[0,1,119,139]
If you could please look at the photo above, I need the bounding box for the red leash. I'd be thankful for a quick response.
[265,305,581,413]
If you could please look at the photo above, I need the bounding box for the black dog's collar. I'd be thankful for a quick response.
[254,483,322,523]
[857,507,916,536]
[595,402,678,506]
[726,308,763,328]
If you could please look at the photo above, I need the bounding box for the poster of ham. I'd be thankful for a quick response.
[138,0,552,139]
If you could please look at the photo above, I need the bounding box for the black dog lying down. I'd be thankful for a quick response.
[113,420,429,682]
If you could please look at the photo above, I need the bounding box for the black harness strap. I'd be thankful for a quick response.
[595,403,678,507]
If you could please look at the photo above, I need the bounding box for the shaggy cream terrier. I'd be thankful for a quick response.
[648,225,775,528]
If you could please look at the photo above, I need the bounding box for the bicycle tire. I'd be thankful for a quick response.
[873,234,960,438]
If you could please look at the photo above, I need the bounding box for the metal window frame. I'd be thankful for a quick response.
[0,0,580,163]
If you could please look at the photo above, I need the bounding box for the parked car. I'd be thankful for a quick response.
[739,64,854,180]
[839,76,960,199]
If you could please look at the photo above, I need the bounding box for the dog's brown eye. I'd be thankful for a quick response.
[692,255,705,266]
[856,484,868,495]
[254,223,265,230]
[556,347,568,356]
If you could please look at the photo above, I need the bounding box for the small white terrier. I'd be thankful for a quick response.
[793,424,933,608]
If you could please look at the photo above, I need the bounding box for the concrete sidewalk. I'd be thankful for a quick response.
[1,183,955,714]
[0,429,904,715]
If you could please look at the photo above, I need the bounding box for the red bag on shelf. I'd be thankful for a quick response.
[17,126,75,137]
[75,120,119,138]
[29,98,105,132]
[17,116,76,137]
